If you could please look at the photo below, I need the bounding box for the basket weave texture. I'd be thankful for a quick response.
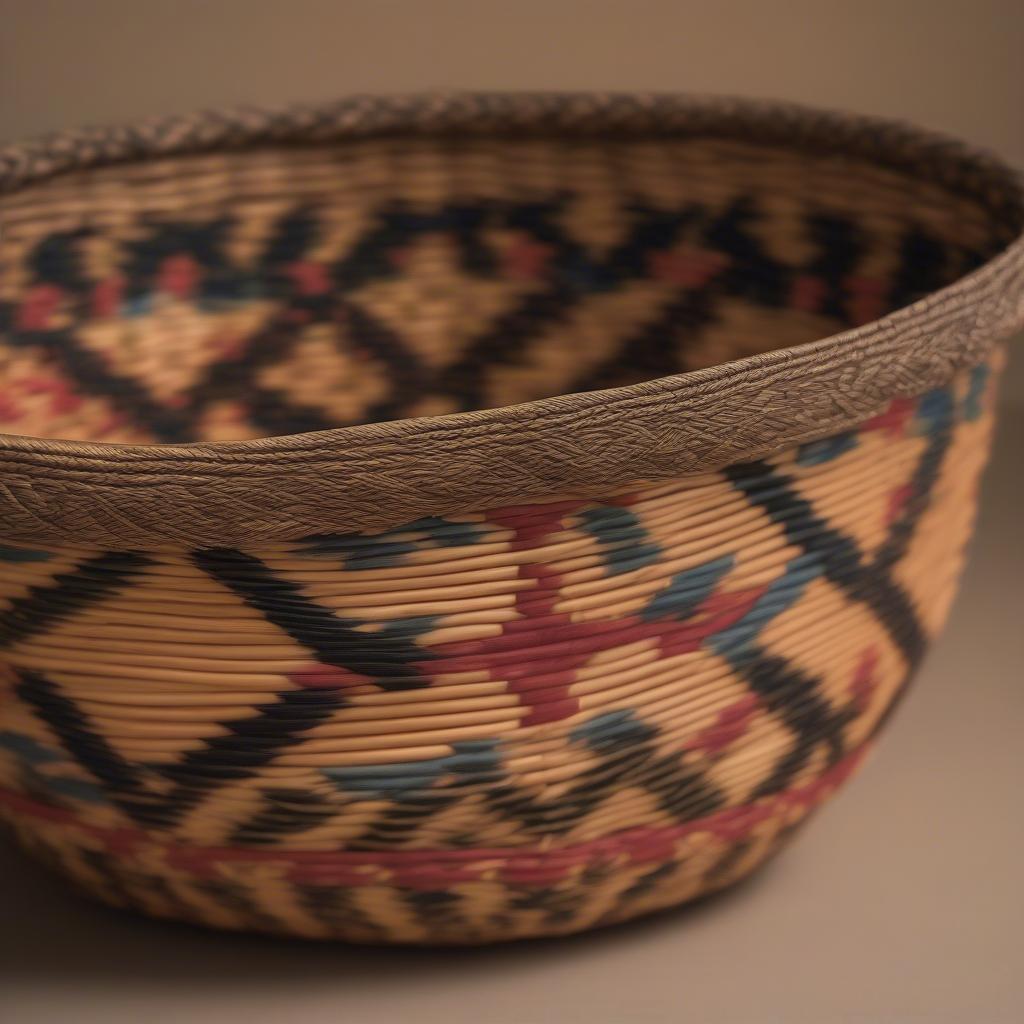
[0,94,1021,943]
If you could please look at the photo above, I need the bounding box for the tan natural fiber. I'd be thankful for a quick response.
[0,93,1020,943]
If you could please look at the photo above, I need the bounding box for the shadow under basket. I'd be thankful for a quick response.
[0,94,1022,944]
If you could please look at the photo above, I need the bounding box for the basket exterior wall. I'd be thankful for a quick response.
[0,356,1000,942]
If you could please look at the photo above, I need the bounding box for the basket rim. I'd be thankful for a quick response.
[0,91,1022,547]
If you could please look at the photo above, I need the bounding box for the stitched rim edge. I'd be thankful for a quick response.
[0,92,1021,547]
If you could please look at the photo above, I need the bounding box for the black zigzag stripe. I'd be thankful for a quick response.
[340,717,724,851]
[887,227,953,313]
[185,302,339,436]
[402,888,464,935]
[77,846,138,908]
[421,199,696,407]
[7,229,196,439]
[344,300,430,422]
[144,688,349,828]
[734,648,855,799]
[725,462,929,667]
[159,689,345,785]
[347,792,462,851]
[192,548,429,689]
[5,327,194,441]
[481,730,725,841]
[860,395,958,742]
[0,551,152,649]
[873,400,955,579]
[295,882,387,940]
[116,867,193,921]
[571,288,716,393]
[193,877,287,933]
[12,669,171,828]
[229,384,337,438]
[804,212,867,322]
[189,301,426,438]
[334,203,499,287]
[617,860,679,906]
[3,196,973,444]
[432,283,579,410]
[702,838,755,888]
[13,668,346,829]
[229,786,339,846]
[725,411,955,792]
[507,878,595,927]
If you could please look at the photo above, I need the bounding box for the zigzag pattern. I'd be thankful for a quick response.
[0,193,979,443]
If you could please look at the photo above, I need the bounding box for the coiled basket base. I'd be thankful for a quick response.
[1,748,861,943]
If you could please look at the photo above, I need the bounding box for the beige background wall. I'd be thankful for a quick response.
[1,4,1022,1023]
[3,0,1023,165]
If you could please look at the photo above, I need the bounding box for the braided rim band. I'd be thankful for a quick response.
[0,92,1022,547]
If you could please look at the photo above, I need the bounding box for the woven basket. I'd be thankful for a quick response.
[0,94,1021,945]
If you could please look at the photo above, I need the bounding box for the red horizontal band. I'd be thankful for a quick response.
[0,743,868,889]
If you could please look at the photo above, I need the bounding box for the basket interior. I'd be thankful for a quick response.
[0,133,1014,444]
